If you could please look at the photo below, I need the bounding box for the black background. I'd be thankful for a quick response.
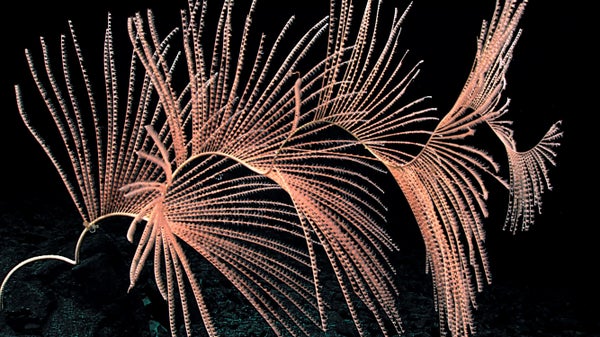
[0,0,594,336]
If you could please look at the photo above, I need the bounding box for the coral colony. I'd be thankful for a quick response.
[1,0,561,336]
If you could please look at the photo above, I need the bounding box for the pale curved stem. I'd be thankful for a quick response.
[0,223,95,310]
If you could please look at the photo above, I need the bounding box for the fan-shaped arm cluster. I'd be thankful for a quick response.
[2,1,562,337]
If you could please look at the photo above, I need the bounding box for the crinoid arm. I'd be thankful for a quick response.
[14,13,175,225]
[264,121,404,336]
[371,0,561,336]
[489,114,563,233]
[6,8,180,326]
[4,1,564,337]
[315,0,438,166]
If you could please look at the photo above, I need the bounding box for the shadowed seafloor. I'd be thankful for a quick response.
[0,196,596,337]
